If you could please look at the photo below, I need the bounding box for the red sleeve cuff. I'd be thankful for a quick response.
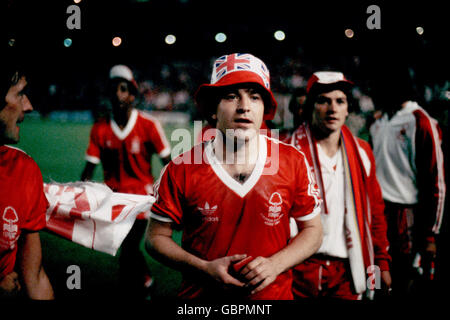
[376,259,390,272]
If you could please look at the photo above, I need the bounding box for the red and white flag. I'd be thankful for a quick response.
[44,182,155,256]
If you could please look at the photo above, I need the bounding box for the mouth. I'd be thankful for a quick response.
[234,118,253,124]
[324,116,339,123]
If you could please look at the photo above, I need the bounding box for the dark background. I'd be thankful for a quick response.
[2,0,449,300]
[3,0,448,96]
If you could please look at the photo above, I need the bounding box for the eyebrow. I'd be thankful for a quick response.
[317,93,347,100]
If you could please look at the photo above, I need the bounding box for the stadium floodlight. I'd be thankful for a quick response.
[344,28,354,38]
[112,36,122,47]
[215,32,227,43]
[274,30,286,41]
[165,34,176,45]
[64,38,73,47]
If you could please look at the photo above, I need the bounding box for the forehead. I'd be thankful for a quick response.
[221,83,263,93]
[7,76,27,94]
[317,89,347,99]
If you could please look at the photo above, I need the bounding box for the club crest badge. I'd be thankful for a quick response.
[1,206,20,250]
[131,137,140,154]
[260,192,284,226]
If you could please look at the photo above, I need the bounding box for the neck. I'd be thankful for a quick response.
[213,132,259,166]
[312,126,341,157]
[113,107,133,128]
[385,101,410,119]
[400,100,411,109]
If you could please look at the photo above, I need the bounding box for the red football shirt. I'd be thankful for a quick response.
[151,135,321,299]
[0,146,48,278]
[85,109,171,195]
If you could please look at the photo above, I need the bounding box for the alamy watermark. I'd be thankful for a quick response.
[367,265,381,290]
[66,5,81,30]
[366,5,381,30]
[66,264,81,290]
[169,121,280,175]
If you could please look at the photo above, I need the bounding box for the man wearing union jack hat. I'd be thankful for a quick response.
[146,53,323,300]
[287,71,391,299]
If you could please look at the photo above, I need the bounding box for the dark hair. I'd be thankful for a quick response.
[107,77,138,98]
[288,87,307,114]
[1,65,26,106]
[198,83,272,126]
[369,70,420,111]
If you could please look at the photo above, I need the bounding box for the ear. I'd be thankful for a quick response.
[211,114,217,120]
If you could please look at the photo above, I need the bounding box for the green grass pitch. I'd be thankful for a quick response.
[16,116,193,299]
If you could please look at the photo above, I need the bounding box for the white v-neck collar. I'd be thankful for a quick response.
[316,143,342,173]
[110,109,138,140]
[205,135,267,198]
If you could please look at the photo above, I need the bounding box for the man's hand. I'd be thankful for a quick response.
[238,256,282,294]
[0,272,21,297]
[425,240,437,258]
[204,254,248,287]
[381,270,392,294]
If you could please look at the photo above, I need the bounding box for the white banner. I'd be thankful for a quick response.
[44,182,155,256]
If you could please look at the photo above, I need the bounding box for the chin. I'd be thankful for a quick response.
[4,135,19,144]
[230,128,257,142]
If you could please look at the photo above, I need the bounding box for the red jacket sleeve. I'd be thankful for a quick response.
[413,110,446,238]
[359,139,391,271]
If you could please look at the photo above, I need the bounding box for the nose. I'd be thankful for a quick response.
[236,95,251,113]
[327,100,340,113]
[117,88,126,99]
[22,95,33,112]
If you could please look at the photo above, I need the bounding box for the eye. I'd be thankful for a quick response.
[316,96,329,104]
[336,98,347,105]
[119,84,129,92]
[17,89,28,99]
[224,93,238,100]
[251,94,261,101]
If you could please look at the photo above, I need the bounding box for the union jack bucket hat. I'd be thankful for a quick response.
[195,53,277,120]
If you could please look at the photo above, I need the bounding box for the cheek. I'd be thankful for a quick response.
[341,105,349,117]
[254,103,265,123]
[312,107,323,123]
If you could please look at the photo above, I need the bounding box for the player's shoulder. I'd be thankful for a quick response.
[91,116,110,130]
[161,143,206,183]
[137,110,161,124]
[412,105,439,128]
[0,145,40,169]
[170,142,205,166]
[1,145,30,159]
[264,134,306,159]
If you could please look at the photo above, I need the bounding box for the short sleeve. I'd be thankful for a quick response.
[21,162,48,232]
[150,163,184,225]
[85,123,101,164]
[290,151,322,221]
[148,118,171,158]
